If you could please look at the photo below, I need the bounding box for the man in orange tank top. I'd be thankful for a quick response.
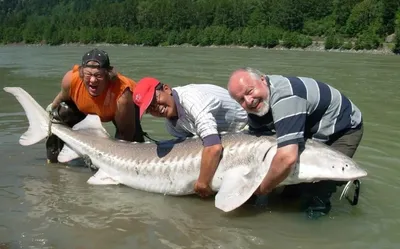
[45,48,144,163]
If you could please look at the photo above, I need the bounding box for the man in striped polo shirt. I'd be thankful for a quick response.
[133,77,248,198]
[227,67,363,216]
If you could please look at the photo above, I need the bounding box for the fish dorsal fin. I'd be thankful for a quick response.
[72,114,110,138]
[58,144,80,163]
[215,165,263,212]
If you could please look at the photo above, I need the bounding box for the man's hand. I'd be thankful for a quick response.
[253,183,273,196]
[46,103,57,121]
[195,143,222,198]
[253,186,263,196]
[253,144,299,195]
[194,180,214,198]
[46,103,53,113]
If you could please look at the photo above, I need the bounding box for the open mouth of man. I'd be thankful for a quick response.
[251,99,261,110]
[88,84,99,92]
[159,106,166,115]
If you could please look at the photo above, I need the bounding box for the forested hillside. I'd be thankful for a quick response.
[1,0,399,52]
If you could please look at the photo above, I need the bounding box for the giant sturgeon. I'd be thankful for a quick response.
[4,87,367,212]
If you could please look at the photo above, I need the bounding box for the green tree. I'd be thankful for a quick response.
[345,0,383,36]
[381,0,400,35]
[0,0,396,51]
[23,16,46,44]
[392,11,400,54]
[3,27,23,43]
[354,29,381,50]
[44,23,64,45]
[332,0,362,32]
[271,0,305,31]
[325,34,344,49]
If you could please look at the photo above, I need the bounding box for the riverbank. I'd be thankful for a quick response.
[166,42,396,55]
[1,41,397,56]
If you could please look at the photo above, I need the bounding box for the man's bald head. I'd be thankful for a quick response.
[227,67,270,116]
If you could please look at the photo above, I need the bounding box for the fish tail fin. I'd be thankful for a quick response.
[3,87,49,146]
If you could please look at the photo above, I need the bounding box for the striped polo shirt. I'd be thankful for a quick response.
[248,75,362,147]
[165,84,248,143]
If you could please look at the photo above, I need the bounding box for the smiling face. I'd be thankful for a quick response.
[146,84,178,119]
[81,62,109,97]
[228,69,270,116]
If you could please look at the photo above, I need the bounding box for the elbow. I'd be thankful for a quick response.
[286,153,298,167]
[214,143,223,154]
[117,127,134,142]
[274,144,299,172]
[202,134,222,155]
[204,143,223,157]
[277,152,298,172]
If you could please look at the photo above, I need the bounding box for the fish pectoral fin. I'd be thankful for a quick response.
[87,170,119,185]
[57,144,80,163]
[215,165,263,212]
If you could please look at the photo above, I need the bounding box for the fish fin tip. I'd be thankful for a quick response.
[87,170,119,185]
[72,115,110,138]
[58,144,80,163]
[215,166,262,212]
[4,87,49,145]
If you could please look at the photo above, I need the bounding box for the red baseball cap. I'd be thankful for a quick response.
[133,77,161,119]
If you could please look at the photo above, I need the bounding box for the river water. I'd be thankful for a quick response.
[0,45,399,249]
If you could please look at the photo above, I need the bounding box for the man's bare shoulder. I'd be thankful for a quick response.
[117,88,133,105]
[61,70,74,90]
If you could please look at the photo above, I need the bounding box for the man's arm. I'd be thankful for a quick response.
[256,95,308,194]
[182,91,223,197]
[50,70,73,110]
[114,88,136,142]
[195,140,223,197]
[257,144,298,194]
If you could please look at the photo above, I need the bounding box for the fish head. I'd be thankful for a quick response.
[295,140,368,182]
[322,150,368,181]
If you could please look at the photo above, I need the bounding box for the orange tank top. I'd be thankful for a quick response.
[69,65,136,122]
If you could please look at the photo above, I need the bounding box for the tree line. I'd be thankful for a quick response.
[1,0,399,53]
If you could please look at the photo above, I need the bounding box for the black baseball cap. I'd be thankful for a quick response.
[81,48,110,68]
